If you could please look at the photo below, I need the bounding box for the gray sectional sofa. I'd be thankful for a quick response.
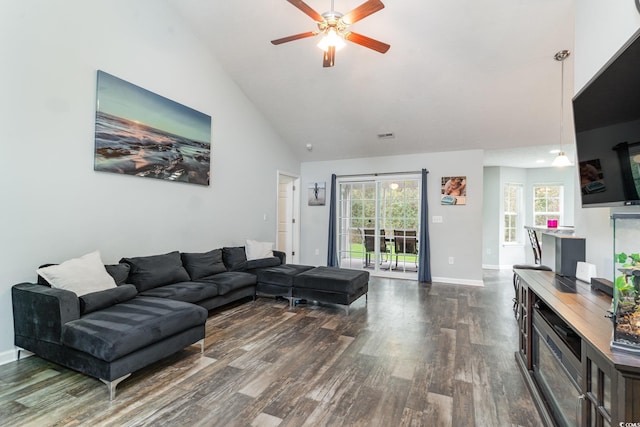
[11,247,369,400]
[12,247,284,400]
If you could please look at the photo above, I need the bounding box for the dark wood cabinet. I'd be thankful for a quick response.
[514,269,640,426]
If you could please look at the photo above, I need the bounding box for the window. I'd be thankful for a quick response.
[533,185,563,226]
[503,183,523,243]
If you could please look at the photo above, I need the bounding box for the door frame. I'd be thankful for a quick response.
[276,170,300,264]
[336,174,421,276]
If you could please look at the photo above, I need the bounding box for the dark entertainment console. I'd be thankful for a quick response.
[514,269,640,426]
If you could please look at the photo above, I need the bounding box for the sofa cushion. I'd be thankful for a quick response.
[61,296,207,362]
[120,251,190,292]
[139,281,219,303]
[105,263,131,286]
[180,249,226,280]
[200,271,256,295]
[245,240,274,260]
[79,284,138,315]
[36,251,117,296]
[245,257,281,270]
[222,247,247,271]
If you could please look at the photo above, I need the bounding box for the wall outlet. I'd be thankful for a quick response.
[432,215,443,223]
[448,256,454,264]
[315,248,320,255]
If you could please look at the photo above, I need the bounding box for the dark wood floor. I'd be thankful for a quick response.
[0,270,541,426]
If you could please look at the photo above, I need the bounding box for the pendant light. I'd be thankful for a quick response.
[552,50,572,167]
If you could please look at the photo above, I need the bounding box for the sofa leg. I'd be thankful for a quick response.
[197,338,205,354]
[100,373,131,401]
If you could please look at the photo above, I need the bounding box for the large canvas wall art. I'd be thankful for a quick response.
[94,70,212,185]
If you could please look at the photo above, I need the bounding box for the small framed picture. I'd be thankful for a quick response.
[441,176,467,205]
[308,182,326,206]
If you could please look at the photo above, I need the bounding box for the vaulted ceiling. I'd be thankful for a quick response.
[166,0,575,167]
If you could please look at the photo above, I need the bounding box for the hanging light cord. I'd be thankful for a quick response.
[560,54,564,152]
[555,50,570,154]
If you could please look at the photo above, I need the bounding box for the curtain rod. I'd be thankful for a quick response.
[335,170,428,179]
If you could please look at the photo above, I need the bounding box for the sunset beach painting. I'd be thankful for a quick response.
[94,71,211,185]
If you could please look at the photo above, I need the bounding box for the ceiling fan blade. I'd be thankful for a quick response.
[271,31,317,45]
[323,46,336,67]
[286,0,324,22]
[344,32,390,53]
[341,0,385,25]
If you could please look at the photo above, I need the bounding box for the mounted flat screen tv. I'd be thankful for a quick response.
[573,29,640,207]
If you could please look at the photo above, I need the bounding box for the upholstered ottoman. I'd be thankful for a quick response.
[293,266,369,315]
[255,264,315,298]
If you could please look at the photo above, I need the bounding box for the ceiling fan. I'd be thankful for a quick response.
[271,0,390,67]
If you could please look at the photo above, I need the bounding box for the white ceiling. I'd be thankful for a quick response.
[165,0,575,168]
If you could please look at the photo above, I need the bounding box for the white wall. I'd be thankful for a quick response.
[573,1,640,281]
[574,1,640,92]
[482,167,500,268]
[300,150,484,286]
[0,0,299,362]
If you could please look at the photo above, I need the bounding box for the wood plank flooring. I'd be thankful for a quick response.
[0,270,542,426]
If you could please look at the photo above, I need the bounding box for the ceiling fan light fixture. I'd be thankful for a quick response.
[317,28,346,52]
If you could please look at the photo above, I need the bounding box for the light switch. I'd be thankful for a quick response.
[432,216,443,223]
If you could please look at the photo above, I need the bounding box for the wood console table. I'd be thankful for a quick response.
[514,268,640,426]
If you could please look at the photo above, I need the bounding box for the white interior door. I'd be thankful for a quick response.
[277,172,300,264]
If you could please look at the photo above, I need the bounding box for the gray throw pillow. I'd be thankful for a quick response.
[181,249,227,280]
[105,263,131,286]
[222,247,247,271]
[79,284,138,315]
[120,251,190,292]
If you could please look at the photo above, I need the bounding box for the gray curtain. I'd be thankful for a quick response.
[327,174,338,267]
[418,168,432,283]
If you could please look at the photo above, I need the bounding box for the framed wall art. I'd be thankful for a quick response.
[441,176,467,205]
[308,181,326,206]
[94,70,212,185]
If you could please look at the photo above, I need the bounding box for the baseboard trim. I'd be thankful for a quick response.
[0,348,32,366]
[431,276,484,287]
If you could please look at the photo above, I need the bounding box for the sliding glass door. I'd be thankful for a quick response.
[337,176,420,276]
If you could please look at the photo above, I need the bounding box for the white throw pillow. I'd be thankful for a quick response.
[245,240,274,260]
[36,251,117,296]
